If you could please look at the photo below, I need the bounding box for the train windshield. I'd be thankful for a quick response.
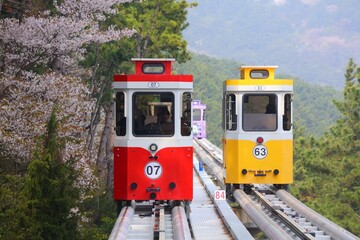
[133,92,174,136]
[243,94,277,131]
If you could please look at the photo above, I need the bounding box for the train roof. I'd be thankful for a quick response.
[131,58,176,62]
[224,65,293,92]
[192,100,206,106]
[239,66,279,80]
[239,65,279,69]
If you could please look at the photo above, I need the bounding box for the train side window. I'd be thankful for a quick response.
[203,109,206,121]
[115,92,126,136]
[225,94,237,130]
[283,94,292,131]
[193,109,201,121]
[181,92,192,136]
[243,94,277,131]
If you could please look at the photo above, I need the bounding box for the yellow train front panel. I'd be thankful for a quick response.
[223,136,293,184]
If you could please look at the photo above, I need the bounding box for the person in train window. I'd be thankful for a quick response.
[265,98,276,114]
[134,109,146,128]
[157,107,174,135]
[134,113,146,135]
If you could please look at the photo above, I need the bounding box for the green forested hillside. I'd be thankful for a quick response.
[293,78,341,136]
[292,59,360,235]
[177,53,341,146]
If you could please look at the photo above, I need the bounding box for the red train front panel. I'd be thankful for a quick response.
[113,145,193,200]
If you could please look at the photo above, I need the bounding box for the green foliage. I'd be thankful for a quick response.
[291,77,341,136]
[0,174,34,240]
[24,110,81,239]
[292,59,360,236]
[0,109,119,239]
[81,40,134,104]
[114,0,196,62]
[79,193,118,240]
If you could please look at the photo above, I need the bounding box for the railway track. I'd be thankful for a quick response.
[109,201,191,240]
[194,138,359,240]
[108,165,253,240]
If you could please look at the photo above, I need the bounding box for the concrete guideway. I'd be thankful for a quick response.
[192,157,254,240]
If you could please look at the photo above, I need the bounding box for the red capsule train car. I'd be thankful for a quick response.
[113,58,193,209]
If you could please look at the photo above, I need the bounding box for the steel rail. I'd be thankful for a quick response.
[195,138,223,165]
[234,189,293,240]
[195,140,297,239]
[171,206,192,240]
[252,189,316,240]
[277,189,360,240]
[109,204,191,239]
[108,205,135,240]
[193,141,225,189]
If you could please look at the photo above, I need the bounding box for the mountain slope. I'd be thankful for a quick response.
[184,0,360,88]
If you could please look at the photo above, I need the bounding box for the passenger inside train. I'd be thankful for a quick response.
[132,92,175,136]
[156,106,173,135]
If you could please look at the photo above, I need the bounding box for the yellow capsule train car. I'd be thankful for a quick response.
[222,66,293,192]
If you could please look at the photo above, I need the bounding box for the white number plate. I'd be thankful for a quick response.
[253,145,268,159]
[144,161,162,179]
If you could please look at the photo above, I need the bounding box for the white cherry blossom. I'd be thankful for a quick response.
[0,0,134,185]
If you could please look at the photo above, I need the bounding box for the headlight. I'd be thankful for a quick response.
[149,143,158,152]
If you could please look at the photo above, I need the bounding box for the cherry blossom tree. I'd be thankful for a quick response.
[0,0,134,175]
[0,0,136,235]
